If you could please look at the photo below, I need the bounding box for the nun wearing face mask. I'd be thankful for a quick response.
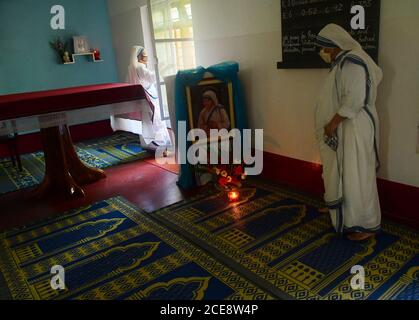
[314,24,383,241]
[124,45,171,150]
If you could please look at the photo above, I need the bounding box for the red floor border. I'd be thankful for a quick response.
[261,151,419,230]
[2,122,417,229]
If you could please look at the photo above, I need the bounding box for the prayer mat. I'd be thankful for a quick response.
[150,180,419,300]
[0,197,271,300]
[0,132,151,195]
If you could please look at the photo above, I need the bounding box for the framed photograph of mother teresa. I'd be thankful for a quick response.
[186,79,236,138]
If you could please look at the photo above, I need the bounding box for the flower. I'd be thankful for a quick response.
[50,37,69,61]
[218,177,229,187]
[233,166,244,176]
[196,160,247,195]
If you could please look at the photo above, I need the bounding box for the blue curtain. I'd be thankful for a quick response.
[174,61,248,189]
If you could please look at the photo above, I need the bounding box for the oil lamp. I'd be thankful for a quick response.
[228,190,240,202]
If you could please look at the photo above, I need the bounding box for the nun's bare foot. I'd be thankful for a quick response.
[319,207,329,214]
[347,233,375,241]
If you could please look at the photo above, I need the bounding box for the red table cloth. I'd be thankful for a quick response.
[0,83,146,121]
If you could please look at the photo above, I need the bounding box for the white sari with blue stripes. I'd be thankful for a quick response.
[113,46,171,149]
[135,63,171,147]
[315,50,382,234]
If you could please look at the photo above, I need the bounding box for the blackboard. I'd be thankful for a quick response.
[277,0,381,69]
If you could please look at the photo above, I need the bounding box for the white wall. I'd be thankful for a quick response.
[107,0,147,81]
[192,0,419,188]
[377,0,419,187]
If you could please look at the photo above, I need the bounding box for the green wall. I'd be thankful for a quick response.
[0,0,118,95]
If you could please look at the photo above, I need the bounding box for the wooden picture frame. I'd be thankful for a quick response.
[185,79,236,142]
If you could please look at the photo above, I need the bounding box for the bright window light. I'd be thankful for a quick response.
[170,7,180,22]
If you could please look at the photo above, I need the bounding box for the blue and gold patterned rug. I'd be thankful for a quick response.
[151,180,419,300]
[0,182,417,300]
[0,132,151,195]
[0,197,271,300]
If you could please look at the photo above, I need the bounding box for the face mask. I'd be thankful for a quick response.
[319,49,332,64]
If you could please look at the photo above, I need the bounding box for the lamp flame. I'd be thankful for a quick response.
[228,191,240,202]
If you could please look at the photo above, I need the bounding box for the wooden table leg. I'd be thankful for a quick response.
[31,125,106,200]
[62,125,106,186]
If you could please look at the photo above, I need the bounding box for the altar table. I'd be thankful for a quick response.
[0,83,147,199]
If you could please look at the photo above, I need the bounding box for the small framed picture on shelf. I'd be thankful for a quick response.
[73,36,90,54]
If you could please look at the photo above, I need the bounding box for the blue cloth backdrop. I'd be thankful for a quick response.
[174,61,248,189]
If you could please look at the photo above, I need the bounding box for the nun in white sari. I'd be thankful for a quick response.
[121,46,171,150]
[315,24,383,241]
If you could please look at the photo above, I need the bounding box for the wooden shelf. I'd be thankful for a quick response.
[63,52,103,65]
